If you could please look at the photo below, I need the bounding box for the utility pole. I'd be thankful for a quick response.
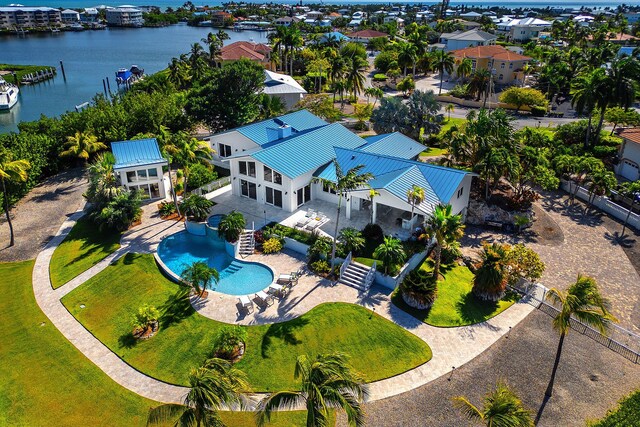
[440,0,450,20]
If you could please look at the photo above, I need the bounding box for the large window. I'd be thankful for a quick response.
[265,186,283,208]
[322,182,336,195]
[219,143,232,158]
[240,179,257,200]
[239,161,256,177]
[296,184,311,206]
[148,168,158,178]
[263,166,282,185]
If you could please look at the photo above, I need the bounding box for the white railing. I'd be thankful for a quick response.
[340,252,353,278]
[193,176,231,196]
[364,261,376,291]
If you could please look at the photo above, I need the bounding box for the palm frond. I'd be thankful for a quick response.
[146,403,188,426]
[452,396,484,421]
[255,391,304,427]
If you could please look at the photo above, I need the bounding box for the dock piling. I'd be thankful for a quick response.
[106,77,111,94]
[59,60,66,81]
[102,79,107,96]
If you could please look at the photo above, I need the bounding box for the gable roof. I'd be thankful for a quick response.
[452,45,532,61]
[112,138,166,170]
[219,41,271,61]
[235,109,328,146]
[263,70,307,94]
[361,132,425,159]
[348,29,388,38]
[252,123,365,178]
[315,147,469,206]
[619,128,640,145]
[441,29,497,42]
[320,31,350,42]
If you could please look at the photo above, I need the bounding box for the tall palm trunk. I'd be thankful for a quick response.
[545,331,566,398]
[432,243,442,279]
[584,113,593,150]
[594,106,606,145]
[166,166,181,216]
[331,194,343,274]
[621,200,636,237]
[2,178,15,247]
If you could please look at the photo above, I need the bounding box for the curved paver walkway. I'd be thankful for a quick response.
[33,206,534,407]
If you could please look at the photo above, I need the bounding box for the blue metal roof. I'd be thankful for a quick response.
[361,132,425,159]
[328,147,468,204]
[619,46,634,57]
[112,138,166,170]
[384,166,440,210]
[252,123,365,178]
[236,110,328,146]
[320,31,350,42]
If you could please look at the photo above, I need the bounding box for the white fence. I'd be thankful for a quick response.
[511,280,640,364]
[561,180,640,231]
[193,176,231,197]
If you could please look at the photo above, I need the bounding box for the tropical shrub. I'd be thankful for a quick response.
[530,106,547,117]
[217,210,246,242]
[159,201,177,217]
[362,223,384,242]
[307,237,332,262]
[253,230,265,244]
[310,259,331,275]
[400,268,437,309]
[472,242,508,301]
[449,84,470,98]
[181,261,219,297]
[374,50,398,73]
[440,242,462,265]
[504,244,545,286]
[211,325,248,361]
[499,87,547,112]
[373,236,407,275]
[131,304,160,338]
[181,193,213,222]
[373,73,388,81]
[338,227,365,255]
[186,163,218,191]
[93,190,143,231]
[262,237,283,254]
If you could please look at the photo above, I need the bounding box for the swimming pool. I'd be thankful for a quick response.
[157,229,274,296]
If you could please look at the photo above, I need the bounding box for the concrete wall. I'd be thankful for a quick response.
[374,250,429,289]
[185,220,206,235]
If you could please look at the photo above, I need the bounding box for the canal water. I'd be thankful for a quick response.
[0,24,268,133]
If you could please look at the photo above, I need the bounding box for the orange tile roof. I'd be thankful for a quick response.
[219,41,271,61]
[619,128,640,145]
[587,33,638,41]
[451,45,532,62]
[348,29,388,38]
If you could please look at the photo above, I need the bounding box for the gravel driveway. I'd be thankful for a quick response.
[0,168,87,262]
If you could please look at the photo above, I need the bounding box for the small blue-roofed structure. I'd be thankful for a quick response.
[318,31,350,44]
[112,138,169,199]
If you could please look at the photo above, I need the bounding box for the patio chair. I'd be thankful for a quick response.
[305,220,321,231]
[277,273,295,284]
[268,283,286,298]
[238,295,253,313]
[255,290,274,306]
[295,216,311,229]
[306,209,316,218]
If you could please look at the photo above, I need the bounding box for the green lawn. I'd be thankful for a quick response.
[62,253,432,391]
[0,63,54,83]
[50,217,121,289]
[420,147,449,157]
[590,390,640,427]
[0,260,324,427]
[391,261,517,327]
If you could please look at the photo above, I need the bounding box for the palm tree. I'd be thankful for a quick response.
[455,58,473,81]
[468,69,491,102]
[338,227,365,255]
[85,152,120,206]
[472,242,508,301]
[164,132,213,192]
[433,50,455,95]
[345,56,368,99]
[256,353,366,427]
[407,184,425,224]
[313,161,373,272]
[423,204,464,280]
[168,57,191,89]
[217,210,246,243]
[61,131,107,164]
[544,275,616,397]
[373,236,407,275]
[148,359,249,427]
[570,67,608,149]
[453,381,533,427]
[584,168,616,215]
[397,42,418,76]
[181,261,220,298]
[0,148,30,247]
[621,182,640,238]
[445,103,455,120]
[284,26,303,75]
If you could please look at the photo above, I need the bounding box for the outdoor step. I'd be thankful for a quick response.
[350,262,372,272]
[342,270,367,281]
[338,279,367,291]
[344,265,368,276]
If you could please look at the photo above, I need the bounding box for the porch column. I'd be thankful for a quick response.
[372,200,377,224]
[346,196,352,219]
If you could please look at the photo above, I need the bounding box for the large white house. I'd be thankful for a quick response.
[208,110,473,226]
[0,6,61,29]
[112,138,169,199]
[105,6,142,27]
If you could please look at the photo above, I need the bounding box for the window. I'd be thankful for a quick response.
[498,74,504,81]
[240,179,257,200]
[239,161,246,175]
[137,169,147,179]
[297,184,311,206]
[126,171,137,182]
[219,143,232,158]
[150,183,160,198]
[238,161,255,176]
[263,166,282,185]
[265,187,283,208]
[148,168,158,178]
[322,182,336,194]
[248,162,256,177]
[457,187,464,199]
[509,63,513,69]
[500,62,505,69]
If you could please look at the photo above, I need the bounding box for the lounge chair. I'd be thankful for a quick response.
[238,295,253,313]
[295,216,310,229]
[268,283,286,297]
[277,272,298,284]
[255,290,274,306]
[306,209,316,218]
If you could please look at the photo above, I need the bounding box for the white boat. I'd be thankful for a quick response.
[0,78,19,110]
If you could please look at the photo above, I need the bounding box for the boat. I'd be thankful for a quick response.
[69,23,85,31]
[0,77,19,111]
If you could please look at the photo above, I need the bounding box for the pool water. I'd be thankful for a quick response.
[157,230,273,296]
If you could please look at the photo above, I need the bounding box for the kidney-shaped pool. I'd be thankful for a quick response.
[157,230,274,296]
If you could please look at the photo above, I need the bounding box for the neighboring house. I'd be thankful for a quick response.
[80,7,99,23]
[273,16,298,26]
[348,29,388,43]
[217,41,273,70]
[616,129,640,182]
[318,31,350,44]
[453,19,482,31]
[105,7,143,27]
[450,45,532,85]
[60,9,80,23]
[0,6,61,29]
[587,32,639,46]
[439,29,497,51]
[208,110,472,225]
[210,10,232,26]
[263,70,307,110]
[459,11,482,20]
[112,138,169,199]
[497,17,552,41]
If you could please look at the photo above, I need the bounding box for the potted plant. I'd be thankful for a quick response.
[131,304,160,340]
[217,210,246,243]
[181,193,213,222]
[211,326,248,363]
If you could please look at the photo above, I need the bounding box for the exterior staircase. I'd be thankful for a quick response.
[338,253,376,292]
[238,230,255,257]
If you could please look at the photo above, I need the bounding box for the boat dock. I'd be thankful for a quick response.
[20,67,57,85]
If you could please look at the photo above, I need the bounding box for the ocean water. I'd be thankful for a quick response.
[0,24,268,133]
